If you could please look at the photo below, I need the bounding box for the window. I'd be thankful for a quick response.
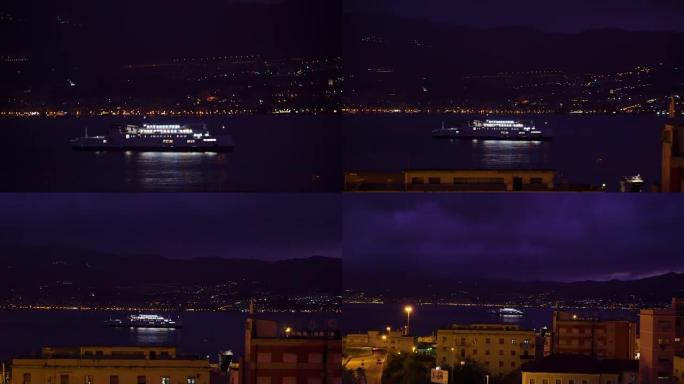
[257,352,272,363]
[511,350,516,356]
[428,177,441,185]
[499,350,504,355]
[85,376,93,384]
[473,349,477,355]
[499,361,503,367]
[109,377,118,384]
[282,379,296,384]
[499,338,504,344]
[555,380,561,384]
[137,376,146,384]
[307,379,322,384]
[530,380,536,384]
[411,177,424,185]
[542,380,548,384]
[486,338,491,344]
[530,177,543,185]
[568,380,575,384]
[23,374,31,384]
[485,350,490,355]
[162,378,170,384]
[283,353,298,363]
[256,378,271,384]
[60,376,69,384]
[308,353,323,363]
[187,377,196,384]
[511,362,516,367]
[582,381,587,384]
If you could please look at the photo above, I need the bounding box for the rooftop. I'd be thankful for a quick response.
[522,354,638,374]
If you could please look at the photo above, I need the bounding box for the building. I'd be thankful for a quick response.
[639,299,684,384]
[521,354,638,384]
[344,169,556,191]
[10,346,210,384]
[662,97,684,192]
[674,355,684,383]
[343,329,415,354]
[240,318,342,384]
[551,312,636,360]
[435,324,537,377]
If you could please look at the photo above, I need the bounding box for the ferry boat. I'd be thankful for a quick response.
[103,314,183,329]
[498,308,525,317]
[71,123,233,152]
[432,119,552,141]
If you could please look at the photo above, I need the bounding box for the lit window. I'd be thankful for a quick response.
[162,378,170,384]
[186,377,196,384]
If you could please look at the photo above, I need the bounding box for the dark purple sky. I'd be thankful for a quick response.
[0,194,340,260]
[343,194,684,283]
[346,0,684,32]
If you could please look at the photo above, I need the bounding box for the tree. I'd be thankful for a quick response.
[448,359,489,384]
[381,353,433,384]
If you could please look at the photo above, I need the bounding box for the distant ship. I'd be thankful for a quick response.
[104,314,183,329]
[71,123,233,152]
[498,308,525,317]
[432,119,552,141]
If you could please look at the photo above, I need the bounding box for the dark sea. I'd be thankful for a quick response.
[0,116,341,192]
[343,114,665,192]
[0,310,338,362]
[342,304,639,336]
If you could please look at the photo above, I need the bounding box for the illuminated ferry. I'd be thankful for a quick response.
[432,119,551,141]
[104,314,183,329]
[71,123,233,152]
[498,308,524,317]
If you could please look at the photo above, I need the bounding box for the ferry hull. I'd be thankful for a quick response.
[433,134,552,142]
[72,145,233,152]
[104,323,183,329]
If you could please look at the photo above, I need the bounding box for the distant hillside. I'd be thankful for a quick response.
[344,13,684,75]
[345,266,684,304]
[0,244,341,298]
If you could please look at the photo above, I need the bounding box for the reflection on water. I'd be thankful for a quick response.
[123,152,230,191]
[127,327,178,345]
[473,140,550,168]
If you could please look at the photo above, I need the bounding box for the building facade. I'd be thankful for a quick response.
[552,312,636,359]
[662,97,684,192]
[639,299,684,384]
[521,354,637,384]
[343,329,415,354]
[435,324,537,377]
[241,318,342,384]
[11,346,210,384]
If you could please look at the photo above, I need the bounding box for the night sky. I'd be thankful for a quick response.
[343,194,684,283]
[0,194,341,260]
[346,0,684,32]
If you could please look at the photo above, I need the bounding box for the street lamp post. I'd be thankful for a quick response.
[404,306,413,336]
[450,347,455,384]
